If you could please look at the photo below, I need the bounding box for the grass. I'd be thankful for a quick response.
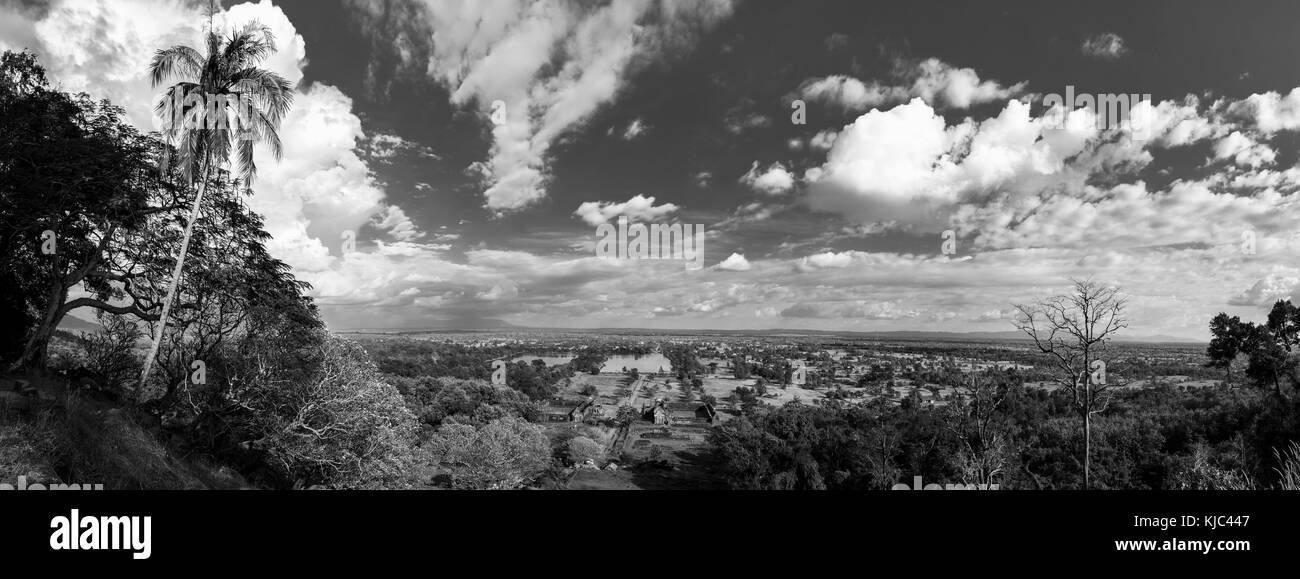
[1274,441,1300,490]
[0,391,247,489]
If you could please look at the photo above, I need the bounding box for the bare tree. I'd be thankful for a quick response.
[1013,278,1129,489]
[947,372,1009,487]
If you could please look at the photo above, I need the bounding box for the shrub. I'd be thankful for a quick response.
[567,436,604,466]
[425,416,550,489]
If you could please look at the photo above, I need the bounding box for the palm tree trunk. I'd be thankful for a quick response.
[140,162,211,386]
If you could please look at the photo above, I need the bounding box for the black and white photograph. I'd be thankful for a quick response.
[0,0,1296,565]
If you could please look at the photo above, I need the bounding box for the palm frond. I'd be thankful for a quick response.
[229,67,295,123]
[149,45,204,87]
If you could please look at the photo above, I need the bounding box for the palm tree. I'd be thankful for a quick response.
[140,9,293,385]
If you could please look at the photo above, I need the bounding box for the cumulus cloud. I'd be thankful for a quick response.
[739,161,796,195]
[574,194,680,226]
[1081,32,1128,60]
[354,0,735,212]
[809,129,838,151]
[798,58,1024,111]
[1213,131,1276,168]
[800,88,1293,251]
[716,253,751,271]
[803,99,969,227]
[1229,275,1300,307]
[1227,88,1300,134]
[12,0,428,308]
[793,251,859,272]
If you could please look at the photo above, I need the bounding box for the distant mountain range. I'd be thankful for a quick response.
[56,315,102,333]
[335,320,1204,344]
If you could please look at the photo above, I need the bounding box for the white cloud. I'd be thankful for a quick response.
[1228,88,1300,134]
[1213,131,1276,168]
[716,253,751,271]
[809,129,838,151]
[799,75,907,110]
[574,194,680,226]
[378,0,734,212]
[739,161,796,195]
[621,118,648,140]
[1229,275,1300,307]
[798,58,1024,111]
[1081,32,1128,60]
[371,205,423,242]
[13,0,425,306]
[693,171,713,188]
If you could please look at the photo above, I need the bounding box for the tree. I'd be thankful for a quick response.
[567,436,604,466]
[425,416,550,489]
[1013,279,1128,489]
[1,50,190,369]
[615,405,640,426]
[221,335,418,488]
[141,9,294,384]
[732,356,750,380]
[945,373,1011,487]
[1207,301,1299,399]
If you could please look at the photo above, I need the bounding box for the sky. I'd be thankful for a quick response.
[3,0,1300,339]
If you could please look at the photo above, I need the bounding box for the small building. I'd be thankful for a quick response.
[647,403,670,425]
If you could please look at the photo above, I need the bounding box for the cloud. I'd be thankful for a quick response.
[621,118,648,140]
[1081,32,1128,60]
[355,0,735,212]
[716,253,751,271]
[797,58,1024,111]
[739,161,796,195]
[11,0,428,307]
[574,194,680,226]
[364,132,440,162]
[799,75,907,111]
[809,129,838,151]
[371,205,423,242]
[793,251,859,272]
[724,111,772,135]
[1213,131,1276,168]
[780,301,920,320]
[1229,275,1300,307]
[801,91,1273,243]
[804,98,966,227]
[823,32,850,51]
[1227,88,1300,134]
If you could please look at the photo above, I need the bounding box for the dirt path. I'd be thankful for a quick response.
[626,376,645,408]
